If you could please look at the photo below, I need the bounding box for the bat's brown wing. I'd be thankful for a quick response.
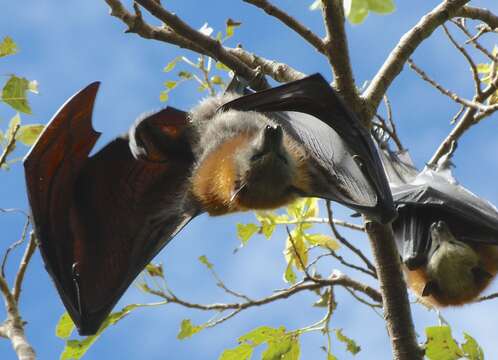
[221,74,395,223]
[24,83,198,335]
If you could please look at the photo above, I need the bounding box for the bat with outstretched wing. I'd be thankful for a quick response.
[25,73,395,334]
[380,146,498,306]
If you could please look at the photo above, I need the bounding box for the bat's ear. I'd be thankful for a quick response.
[422,280,439,297]
[129,106,193,162]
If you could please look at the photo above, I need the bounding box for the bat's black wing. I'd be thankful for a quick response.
[220,73,395,223]
[383,150,498,268]
[24,83,199,335]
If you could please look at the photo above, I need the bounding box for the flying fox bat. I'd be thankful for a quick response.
[379,146,498,307]
[24,73,395,335]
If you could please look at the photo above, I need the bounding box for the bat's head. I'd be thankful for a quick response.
[231,123,305,209]
[424,220,488,301]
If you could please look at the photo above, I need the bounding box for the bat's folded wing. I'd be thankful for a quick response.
[220,74,395,223]
[24,84,197,335]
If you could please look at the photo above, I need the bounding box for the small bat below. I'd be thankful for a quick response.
[24,74,395,334]
[380,146,498,307]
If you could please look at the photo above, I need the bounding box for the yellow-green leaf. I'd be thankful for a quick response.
[211,75,224,85]
[177,319,203,340]
[55,313,75,339]
[424,326,463,360]
[164,80,177,89]
[2,75,32,114]
[145,263,164,278]
[262,336,293,360]
[198,255,214,269]
[476,63,490,74]
[216,62,231,72]
[284,230,308,270]
[461,333,484,360]
[335,329,361,355]
[344,0,369,24]
[163,56,181,72]
[283,262,297,284]
[239,326,285,346]
[367,0,395,14]
[219,343,254,360]
[225,18,241,39]
[16,124,44,146]
[305,234,340,251]
[237,223,259,245]
[0,36,17,58]
[60,304,143,360]
[159,90,169,102]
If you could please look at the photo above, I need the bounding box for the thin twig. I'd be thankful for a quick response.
[455,6,498,33]
[407,58,487,111]
[329,250,377,279]
[476,292,498,302]
[1,219,30,278]
[286,226,312,279]
[243,0,324,52]
[13,232,37,303]
[325,201,377,278]
[442,24,482,96]
[0,124,20,169]
[452,19,496,61]
[363,0,471,120]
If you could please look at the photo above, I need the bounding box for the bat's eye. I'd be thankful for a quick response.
[250,153,264,161]
[277,153,288,165]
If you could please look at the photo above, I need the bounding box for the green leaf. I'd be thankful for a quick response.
[309,0,322,11]
[305,234,340,251]
[281,337,300,360]
[163,56,181,72]
[216,62,231,72]
[219,343,254,360]
[1,75,32,114]
[55,313,75,339]
[344,0,369,24]
[425,326,463,360]
[211,75,224,85]
[284,229,308,270]
[367,0,395,14]
[6,113,21,141]
[159,90,169,102]
[303,198,318,218]
[476,63,490,74]
[239,326,285,346]
[177,319,203,340]
[16,124,44,146]
[225,18,242,39]
[145,263,164,278]
[461,333,484,360]
[178,70,193,80]
[164,80,177,89]
[60,304,143,360]
[335,329,361,355]
[0,36,18,58]
[262,336,293,360]
[283,262,297,284]
[237,223,259,245]
[198,255,214,269]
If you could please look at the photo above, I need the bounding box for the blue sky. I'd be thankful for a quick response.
[1,1,498,359]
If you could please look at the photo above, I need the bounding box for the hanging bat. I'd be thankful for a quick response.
[24,73,395,335]
[380,146,498,307]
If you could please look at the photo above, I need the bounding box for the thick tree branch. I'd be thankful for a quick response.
[105,0,305,85]
[364,220,423,360]
[243,0,324,53]
[455,6,498,29]
[363,0,471,119]
[321,0,363,121]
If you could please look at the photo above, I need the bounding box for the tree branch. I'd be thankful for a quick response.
[243,0,324,53]
[363,0,471,119]
[364,220,423,360]
[321,0,363,122]
[455,6,498,29]
[13,232,37,303]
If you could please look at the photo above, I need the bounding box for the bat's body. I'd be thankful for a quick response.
[404,220,498,306]
[380,148,498,307]
[25,74,394,334]
[190,95,310,214]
